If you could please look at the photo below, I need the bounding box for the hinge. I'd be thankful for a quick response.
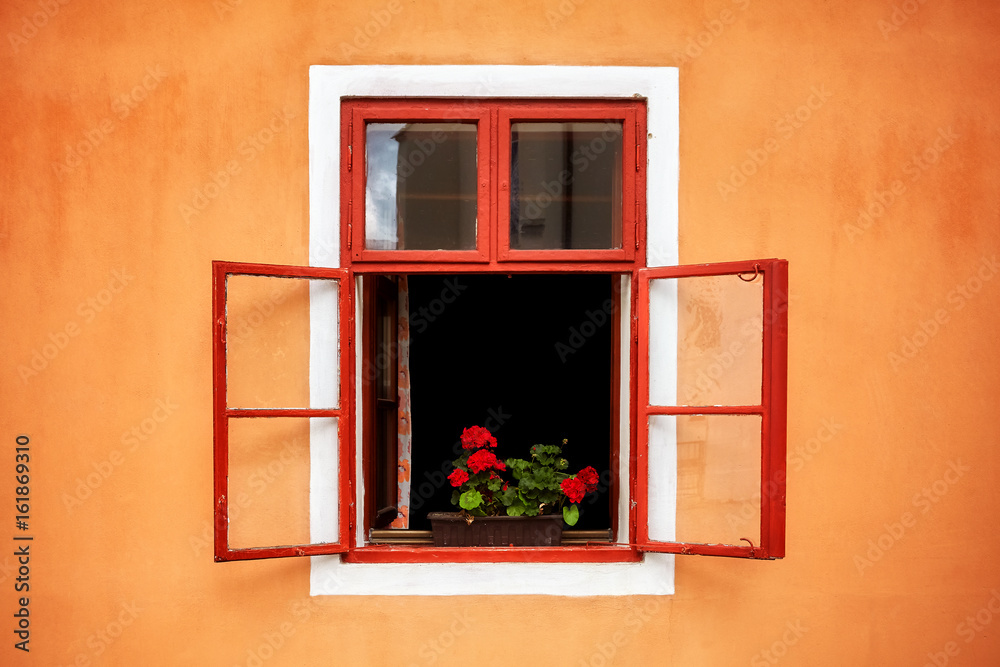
[347,202,353,251]
[634,201,640,250]
[217,317,226,344]
[347,120,353,171]
[635,119,641,172]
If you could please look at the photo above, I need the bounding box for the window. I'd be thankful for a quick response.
[212,66,787,595]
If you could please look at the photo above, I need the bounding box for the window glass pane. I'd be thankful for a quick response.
[228,417,338,549]
[510,122,622,250]
[366,123,477,251]
[226,275,340,410]
[648,414,761,546]
[649,273,763,407]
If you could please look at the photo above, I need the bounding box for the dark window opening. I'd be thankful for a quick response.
[402,273,615,533]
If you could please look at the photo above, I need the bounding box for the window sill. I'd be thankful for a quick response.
[368,529,612,545]
[341,543,642,564]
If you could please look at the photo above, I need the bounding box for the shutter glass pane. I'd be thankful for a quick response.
[226,274,339,410]
[228,417,339,549]
[650,274,763,407]
[648,414,762,547]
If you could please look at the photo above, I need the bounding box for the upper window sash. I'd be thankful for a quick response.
[343,99,645,266]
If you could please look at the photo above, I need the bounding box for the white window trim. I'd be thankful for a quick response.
[308,65,678,596]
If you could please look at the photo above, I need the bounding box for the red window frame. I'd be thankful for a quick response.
[212,261,353,561]
[345,269,634,565]
[344,100,491,264]
[497,101,642,263]
[634,259,788,559]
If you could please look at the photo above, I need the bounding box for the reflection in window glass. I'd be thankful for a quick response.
[366,123,477,251]
[510,122,622,250]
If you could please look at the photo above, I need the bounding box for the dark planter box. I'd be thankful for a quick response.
[427,512,564,547]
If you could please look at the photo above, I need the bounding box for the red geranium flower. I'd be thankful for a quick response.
[448,468,469,487]
[460,425,498,450]
[576,466,600,493]
[560,477,586,504]
[467,449,504,474]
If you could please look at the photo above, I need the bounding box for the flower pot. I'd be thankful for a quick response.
[427,512,564,547]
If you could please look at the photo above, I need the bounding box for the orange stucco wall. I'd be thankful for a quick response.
[3,1,999,665]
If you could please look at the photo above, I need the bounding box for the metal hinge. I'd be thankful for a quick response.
[634,201,640,250]
[217,317,226,344]
[347,204,353,251]
[635,119,641,172]
[347,120,353,171]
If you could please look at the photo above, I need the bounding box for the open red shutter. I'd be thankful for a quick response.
[213,261,353,561]
[635,259,787,559]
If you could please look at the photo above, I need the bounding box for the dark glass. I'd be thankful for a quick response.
[510,122,623,250]
[366,123,477,251]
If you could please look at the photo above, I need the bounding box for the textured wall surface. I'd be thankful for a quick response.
[2,1,999,665]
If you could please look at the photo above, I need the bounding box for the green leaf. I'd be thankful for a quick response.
[499,487,517,506]
[459,490,483,511]
[563,503,580,526]
[506,504,525,517]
